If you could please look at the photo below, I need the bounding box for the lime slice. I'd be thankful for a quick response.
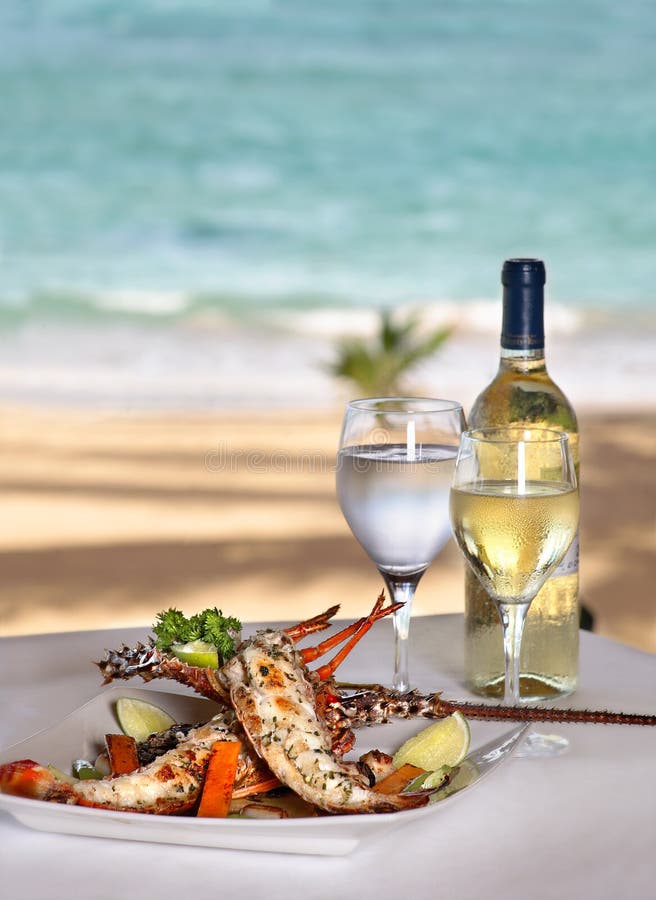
[421,765,452,790]
[72,759,102,780]
[404,771,430,791]
[393,712,471,771]
[47,764,76,784]
[115,697,177,743]
[431,759,480,802]
[404,765,452,793]
[171,640,219,669]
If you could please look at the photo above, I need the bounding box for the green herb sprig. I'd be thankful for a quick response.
[152,607,242,661]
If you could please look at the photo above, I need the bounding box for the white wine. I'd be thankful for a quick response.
[336,443,456,575]
[450,480,579,603]
[465,259,580,701]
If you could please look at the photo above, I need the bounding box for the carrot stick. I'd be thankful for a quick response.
[105,733,140,776]
[196,740,242,818]
[373,763,426,795]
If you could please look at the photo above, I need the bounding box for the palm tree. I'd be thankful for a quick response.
[329,309,452,396]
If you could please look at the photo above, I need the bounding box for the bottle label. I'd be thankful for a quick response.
[500,329,545,351]
[553,531,579,577]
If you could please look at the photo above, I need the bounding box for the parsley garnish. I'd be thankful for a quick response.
[152,607,241,661]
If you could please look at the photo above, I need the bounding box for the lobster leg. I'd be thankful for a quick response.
[300,593,384,664]
[309,593,403,681]
[284,604,341,642]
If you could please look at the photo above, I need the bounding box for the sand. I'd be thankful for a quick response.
[0,405,654,653]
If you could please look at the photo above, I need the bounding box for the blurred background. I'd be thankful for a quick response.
[0,1,654,649]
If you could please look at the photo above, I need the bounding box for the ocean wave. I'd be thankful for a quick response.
[0,288,591,335]
[3,287,646,341]
[92,290,189,316]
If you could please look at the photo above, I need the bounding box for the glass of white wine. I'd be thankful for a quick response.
[336,398,465,692]
[449,427,579,757]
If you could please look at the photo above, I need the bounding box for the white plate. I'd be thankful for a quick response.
[0,686,527,856]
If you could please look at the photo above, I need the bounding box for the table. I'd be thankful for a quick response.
[1,615,655,900]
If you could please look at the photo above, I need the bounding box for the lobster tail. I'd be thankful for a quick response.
[0,760,75,803]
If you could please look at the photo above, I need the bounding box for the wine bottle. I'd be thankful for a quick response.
[464,258,579,701]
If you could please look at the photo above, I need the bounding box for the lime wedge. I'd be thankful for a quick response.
[393,712,471,771]
[115,697,177,743]
[171,640,219,669]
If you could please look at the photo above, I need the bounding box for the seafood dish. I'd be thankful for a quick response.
[0,596,437,818]
[2,595,655,822]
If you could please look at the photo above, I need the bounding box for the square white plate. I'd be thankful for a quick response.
[0,686,526,856]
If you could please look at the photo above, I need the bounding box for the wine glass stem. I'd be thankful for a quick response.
[382,574,421,692]
[498,601,531,705]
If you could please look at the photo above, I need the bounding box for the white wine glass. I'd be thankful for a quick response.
[336,397,465,692]
[449,427,579,756]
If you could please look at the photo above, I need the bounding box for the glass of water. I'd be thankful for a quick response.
[336,398,465,691]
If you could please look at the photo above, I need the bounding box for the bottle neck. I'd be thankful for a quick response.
[500,272,545,360]
[499,346,547,373]
[501,261,544,356]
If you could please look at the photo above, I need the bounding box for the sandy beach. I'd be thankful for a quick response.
[0,405,653,653]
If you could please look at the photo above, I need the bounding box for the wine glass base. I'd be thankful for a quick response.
[515,731,570,758]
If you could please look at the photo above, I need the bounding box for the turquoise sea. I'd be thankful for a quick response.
[2,0,656,315]
[0,1,654,408]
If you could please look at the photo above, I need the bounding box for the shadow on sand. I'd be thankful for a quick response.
[0,534,374,631]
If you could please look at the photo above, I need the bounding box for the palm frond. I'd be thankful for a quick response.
[328,310,453,396]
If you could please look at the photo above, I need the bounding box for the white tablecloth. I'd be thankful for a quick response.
[1,615,655,900]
